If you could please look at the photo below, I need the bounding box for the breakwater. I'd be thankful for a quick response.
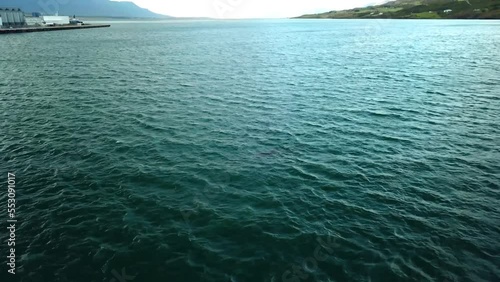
[0,24,110,34]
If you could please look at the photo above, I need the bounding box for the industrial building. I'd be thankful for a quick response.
[25,13,44,26]
[1,8,70,28]
[43,16,70,26]
[0,7,88,32]
[0,8,26,28]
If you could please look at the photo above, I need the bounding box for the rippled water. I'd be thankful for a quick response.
[1,19,499,282]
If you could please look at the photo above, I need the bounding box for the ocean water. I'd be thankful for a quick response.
[0,19,499,282]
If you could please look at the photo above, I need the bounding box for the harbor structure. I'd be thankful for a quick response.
[0,7,110,34]
[1,8,72,28]
[0,24,111,34]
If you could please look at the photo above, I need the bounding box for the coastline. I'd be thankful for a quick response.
[293,17,500,20]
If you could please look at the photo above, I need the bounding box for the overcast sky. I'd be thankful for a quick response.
[113,0,389,18]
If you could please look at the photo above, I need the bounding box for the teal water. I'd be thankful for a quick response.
[1,19,499,282]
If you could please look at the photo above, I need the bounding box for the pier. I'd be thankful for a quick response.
[0,24,110,34]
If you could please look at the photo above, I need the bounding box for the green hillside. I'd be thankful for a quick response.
[297,0,500,19]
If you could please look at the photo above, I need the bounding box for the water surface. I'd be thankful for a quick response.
[0,19,499,282]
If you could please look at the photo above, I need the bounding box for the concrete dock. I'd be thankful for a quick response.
[0,24,110,34]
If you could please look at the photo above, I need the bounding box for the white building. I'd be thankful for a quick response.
[43,16,69,26]
[25,16,44,26]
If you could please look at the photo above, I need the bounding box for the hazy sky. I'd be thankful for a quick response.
[113,0,389,18]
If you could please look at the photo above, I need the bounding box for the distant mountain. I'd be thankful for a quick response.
[0,0,170,18]
[297,0,500,19]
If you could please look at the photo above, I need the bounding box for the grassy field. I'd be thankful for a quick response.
[297,0,500,19]
[412,11,442,18]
